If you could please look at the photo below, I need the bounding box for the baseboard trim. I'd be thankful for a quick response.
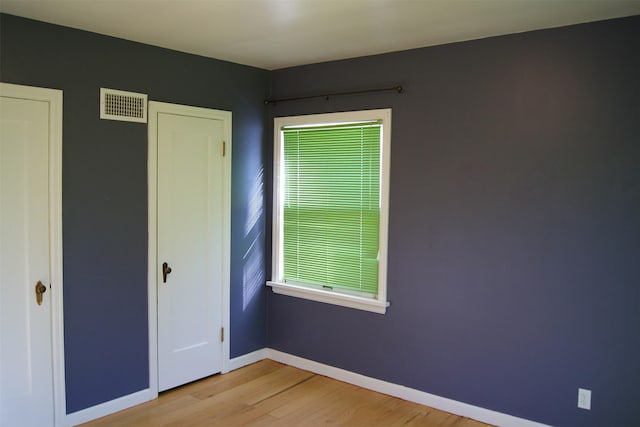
[63,348,549,427]
[266,349,550,427]
[228,348,268,371]
[64,388,156,427]
[63,349,266,426]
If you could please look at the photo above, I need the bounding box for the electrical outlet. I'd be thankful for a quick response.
[578,388,591,410]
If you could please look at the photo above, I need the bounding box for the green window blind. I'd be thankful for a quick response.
[282,121,381,295]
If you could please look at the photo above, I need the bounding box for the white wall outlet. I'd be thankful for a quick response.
[578,388,592,410]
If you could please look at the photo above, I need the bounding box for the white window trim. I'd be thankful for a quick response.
[268,109,391,314]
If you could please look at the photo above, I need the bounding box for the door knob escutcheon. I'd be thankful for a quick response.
[35,281,47,305]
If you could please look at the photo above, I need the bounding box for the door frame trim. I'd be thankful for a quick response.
[0,82,65,426]
[147,101,232,397]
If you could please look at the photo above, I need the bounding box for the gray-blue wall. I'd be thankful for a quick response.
[267,16,640,427]
[0,14,269,413]
[2,11,639,427]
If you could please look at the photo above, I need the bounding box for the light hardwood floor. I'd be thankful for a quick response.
[80,360,493,426]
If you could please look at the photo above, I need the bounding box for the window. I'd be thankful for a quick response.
[268,109,391,314]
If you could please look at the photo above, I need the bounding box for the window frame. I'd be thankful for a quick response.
[268,109,391,314]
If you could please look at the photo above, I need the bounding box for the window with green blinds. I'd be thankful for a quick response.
[282,121,381,295]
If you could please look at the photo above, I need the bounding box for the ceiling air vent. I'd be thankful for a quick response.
[100,88,148,123]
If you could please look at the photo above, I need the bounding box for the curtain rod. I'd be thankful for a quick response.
[264,85,403,105]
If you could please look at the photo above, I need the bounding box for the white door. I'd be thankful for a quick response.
[0,85,63,427]
[155,109,226,391]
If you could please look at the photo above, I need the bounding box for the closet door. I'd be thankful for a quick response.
[0,84,62,427]
[154,106,226,391]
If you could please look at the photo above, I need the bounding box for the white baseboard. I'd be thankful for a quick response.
[64,387,156,427]
[63,349,266,426]
[266,349,550,427]
[63,348,549,427]
[228,348,268,371]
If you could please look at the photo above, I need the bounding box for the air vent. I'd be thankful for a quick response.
[100,88,148,123]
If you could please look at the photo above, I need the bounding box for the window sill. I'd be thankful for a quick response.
[267,281,389,314]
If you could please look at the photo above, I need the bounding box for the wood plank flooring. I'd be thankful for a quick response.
[79,360,493,427]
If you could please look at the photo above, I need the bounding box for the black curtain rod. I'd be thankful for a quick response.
[264,85,403,105]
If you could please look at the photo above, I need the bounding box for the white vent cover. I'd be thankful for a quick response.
[100,88,148,123]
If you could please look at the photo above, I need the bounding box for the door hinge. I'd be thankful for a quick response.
[220,327,224,342]
[222,141,226,157]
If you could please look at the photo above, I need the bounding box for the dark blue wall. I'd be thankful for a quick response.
[268,16,640,427]
[2,11,639,427]
[0,14,269,413]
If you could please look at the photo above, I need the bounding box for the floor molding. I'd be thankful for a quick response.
[66,348,550,427]
[64,388,156,427]
[266,349,550,427]
[228,348,268,372]
[66,350,265,426]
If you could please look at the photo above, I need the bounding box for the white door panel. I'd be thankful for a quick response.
[157,112,224,391]
[0,95,53,427]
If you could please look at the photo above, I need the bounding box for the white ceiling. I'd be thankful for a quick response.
[2,0,639,70]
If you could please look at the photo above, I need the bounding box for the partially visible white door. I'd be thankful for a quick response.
[156,109,226,391]
[0,85,62,427]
